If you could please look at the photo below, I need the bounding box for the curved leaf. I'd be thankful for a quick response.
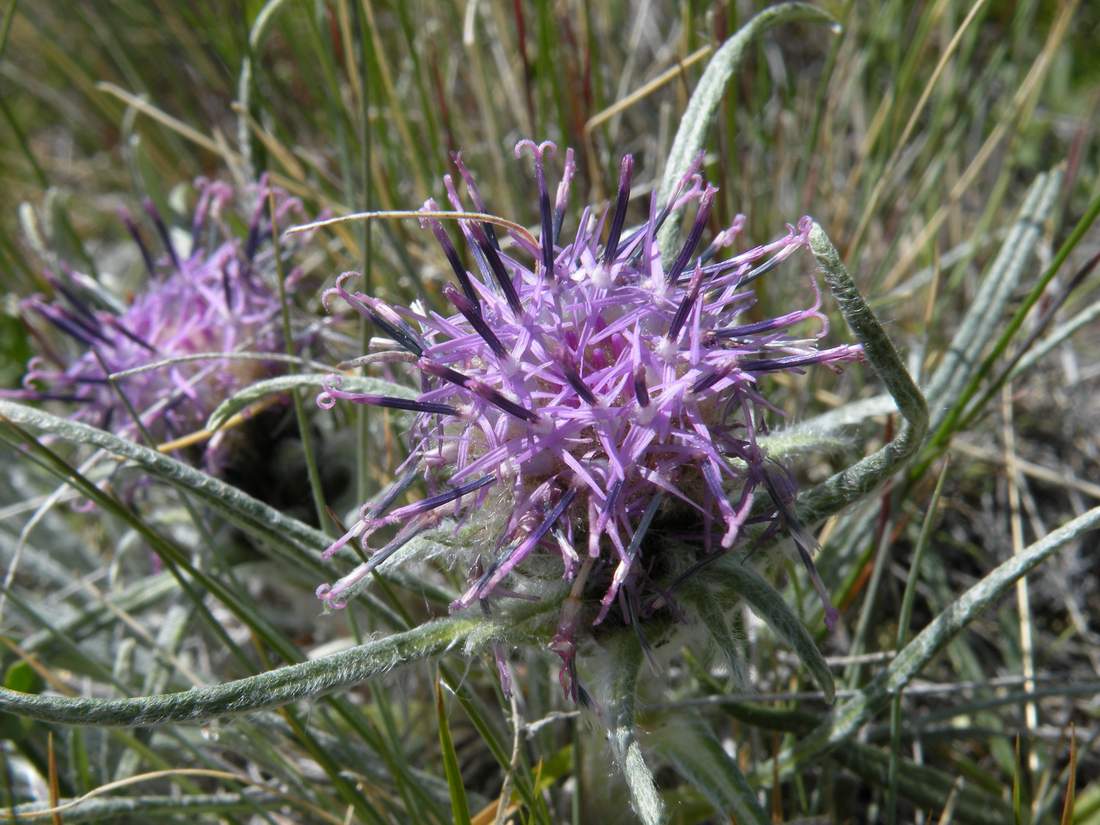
[797,223,929,528]
[783,504,1100,769]
[206,372,415,432]
[649,714,768,825]
[657,2,836,259]
[0,604,555,727]
[0,399,327,562]
[596,635,666,825]
[710,557,835,703]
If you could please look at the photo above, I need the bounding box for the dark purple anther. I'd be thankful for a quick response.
[561,353,597,405]
[444,284,507,358]
[633,363,650,407]
[553,148,576,243]
[665,186,716,285]
[604,155,634,266]
[423,200,480,309]
[474,225,523,316]
[102,317,158,353]
[366,468,420,519]
[28,300,108,348]
[741,346,861,373]
[713,311,806,339]
[342,394,459,415]
[668,263,704,340]
[690,367,728,395]
[516,140,556,279]
[453,152,500,250]
[344,293,425,356]
[466,486,578,604]
[419,358,471,388]
[399,474,496,518]
[143,198,180,271]
[119,209,157,277]
[467,378,540,423]
[741,255,783,286]
[44,273,96,330]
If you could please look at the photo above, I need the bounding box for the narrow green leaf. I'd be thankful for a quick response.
[649,714,768,825]
[797,223,929,528]
[435,676,472,825]
[679,582,748,691]
[925,171,1062,435]
[657,2,836,260]
[598,635,666,825]
[782,504,1100,770]
[0,607,552,727]
[710,557,835,704]
[0,399,327,563]
[2,791,287,824]
[205,372,415,432]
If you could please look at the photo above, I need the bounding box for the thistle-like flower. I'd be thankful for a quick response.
[7,179,303,465]
[317,141,861,693]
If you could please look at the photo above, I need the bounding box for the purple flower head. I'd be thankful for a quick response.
[317,141,861,694]
[8,178,306,464]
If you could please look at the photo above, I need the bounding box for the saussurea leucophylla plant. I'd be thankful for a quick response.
[4,179,309,477]
[316,140,862,696]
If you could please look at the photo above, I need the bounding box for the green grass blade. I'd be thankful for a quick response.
[656,2,835,261]
[0,613,530,726]
[435,676,472,825]
[709,557,834,704]
[797,222,928,527]
[784,504,1100,769]
[649,714,768,825]
[599,635,665,825]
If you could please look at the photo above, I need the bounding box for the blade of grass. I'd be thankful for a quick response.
[888,458,950,825]
[436,675,473,825]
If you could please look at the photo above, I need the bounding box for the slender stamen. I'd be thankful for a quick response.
[690,367,728,395]
[119,209,157,277]
[665,186,716,285]
[452,151,500,250]
[333,278,425,356]
[561,353,597,405]
[444,284,507,358]
[741,256,784,286]
[468,378,540,423]
[553,147,576,243]
[667,262,704,340]
[460,486,578,607]
[633,364,650,407]
[28,301,107,348]
[422,200,479,308]
[516,140,556,278]
[383,473,496,523]
[143,198,180,270]
[366,468,421,519]
[102,317,158,353]
[603,155,634,266]
[741,345,861,372]
[420,358,538,422]
[712,309,809,339]
[474,226,522,315]
[320,390,458,416]
[418,358,470,388]
[46,270,98,324]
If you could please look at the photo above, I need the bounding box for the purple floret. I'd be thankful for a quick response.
[317,141,861,692]
[9,179,304,460]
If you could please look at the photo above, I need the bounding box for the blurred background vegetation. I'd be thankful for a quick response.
[2,0,1100,822]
